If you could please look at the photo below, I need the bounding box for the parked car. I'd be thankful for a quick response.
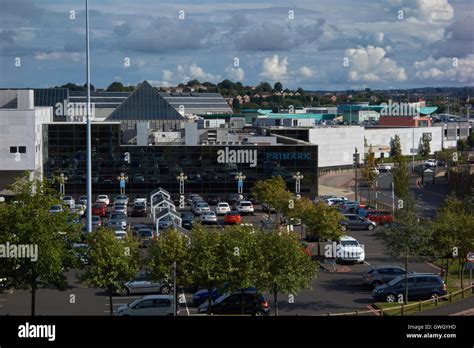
[91,215,102,229]
[326,198,346,206]
[131,202,147,217]
[377,164,392,172]
[197,291,270,316]
[237,201,254,215]
[181,211,195,230]
[227,193,242,206]
[107,218,127,230]
[62,196,75,209]
[116,295,175,316]
[135,228,155,247]
[187,194,201,205]
[114,230,128,240]
[121,273,170,295]
[261,202,276,213]
[132,224,148,233]
[424,159,437,168]
[74,204,86,217]
[114,195,129,206]
[365,210,393,225]
[133,197,147,206]
[96,195,110,206]
[192,202,211,215]
[78,196,88,206]
[340,214,376,231]
[200,211,218,225]
[335,236,365,263]
[49,205,63,214]
[112,203,127,215]
[224,211,241,225]
[207,195,221,205]
[372,274,447,302]
[192,288,221,306]
[92,202,107,217]
[216,202,231,215]
[158,216,175,230]
[363,265,413,287]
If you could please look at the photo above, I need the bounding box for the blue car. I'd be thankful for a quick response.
[192,288,220,306]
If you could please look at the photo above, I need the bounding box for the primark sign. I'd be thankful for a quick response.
[216,147,311,167]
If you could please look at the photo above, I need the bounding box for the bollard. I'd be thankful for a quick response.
[401,304,404,316]
[418,300,422,312]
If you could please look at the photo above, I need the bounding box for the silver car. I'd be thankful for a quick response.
[363,265,412,287]
[114,195,129,206]
[192,202,210,215]
[122,274,170,295]
[200,211,218,224]
[116,295,175,316]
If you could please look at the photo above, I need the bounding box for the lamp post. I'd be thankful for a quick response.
[293,171,304,195]
[177,172,187,209]
[85,0,93,233]
[59,173,68,195]
[117,173,128,195]
[235,172,246,194]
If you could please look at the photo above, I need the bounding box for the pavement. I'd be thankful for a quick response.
[415,294,474,316]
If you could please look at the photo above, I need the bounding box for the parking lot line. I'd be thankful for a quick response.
[181,291,190,316]
[105,303,130,306]
[363,261,371,265]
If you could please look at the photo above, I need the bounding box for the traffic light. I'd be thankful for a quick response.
[353,153,360,167]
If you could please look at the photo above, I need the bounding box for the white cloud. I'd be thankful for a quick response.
[345,45,407,82]
[260,55,289,80]
[414,55,474,84]
[299,66,314,78]
[35,52,81,62]
[225,66,245,82]
[389,0,454,23]
[162,69,173,81]
[189,64,221,82]
[155,64,221,86]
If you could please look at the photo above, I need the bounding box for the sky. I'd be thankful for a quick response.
[0,0,473,90]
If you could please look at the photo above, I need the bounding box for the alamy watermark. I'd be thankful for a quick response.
[0,242,38,262]
[380,101,420,117]
[324,241,365,259]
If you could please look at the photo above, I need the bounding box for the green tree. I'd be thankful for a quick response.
[148,228,190,299]
[392,155,410,200]
[220,225,264,314]
[187,225,226,314]
[274,82,283,91]
[390,135,402,158]
[420,136,431,157]
[106,82,126,92]
[257,231,317,315]
[251,176,293,223]
[232,98,241,111]
[432,196,474,288]
[0,174,79,315]
[362,146,378,202]
[376,196,434,303]
[80,229,140,315]
[456,139,468,152]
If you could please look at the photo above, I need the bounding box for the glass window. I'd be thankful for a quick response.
[10,147,17,153]
[19,146,26,153]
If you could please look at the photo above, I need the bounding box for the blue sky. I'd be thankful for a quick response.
[0,0,473,90]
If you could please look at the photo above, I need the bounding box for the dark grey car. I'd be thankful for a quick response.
[363,265,412,287]
[340,214,376,231]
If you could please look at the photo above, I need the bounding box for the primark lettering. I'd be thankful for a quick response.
[217,147,257,167]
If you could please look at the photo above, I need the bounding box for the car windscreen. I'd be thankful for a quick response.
[341,240,358,247]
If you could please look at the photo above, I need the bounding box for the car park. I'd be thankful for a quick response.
[96,195,110,206]
[116,295,175,316]
[335,236,365,263]
[365,210,393,225]
[200,211,218,225]
[372,274,447,302]
[224,211,241,225]
[363,266,412,287]
[92,202,107,217]
[237,201,254,215]
[340,214,376,231]
[180,212,195,230]
[192,202,211,215]
[131,202,147,217]
[197,291,270,316]
[216,202,231,215]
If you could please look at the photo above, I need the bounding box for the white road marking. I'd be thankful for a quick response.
[105,303,130,306]
[181,291,190,316]
[363,261,371,265]
[0,298,7,301]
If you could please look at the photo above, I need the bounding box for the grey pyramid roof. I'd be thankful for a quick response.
[155,208,181,220]
[107,81,184,121]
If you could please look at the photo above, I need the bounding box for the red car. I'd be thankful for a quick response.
[224,211,241,225]
[92,202,107,217]
[365,210,393,225]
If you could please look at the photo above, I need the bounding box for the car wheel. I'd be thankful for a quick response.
[122,287,131,296]
[254,310,266,316]
[386,294,396,302]
[340,225,347,232]
[367,224,375,231]
[431,292,440,301]
[160,285,171,294]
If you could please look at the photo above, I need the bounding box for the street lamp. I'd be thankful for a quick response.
[293,171,304,195]
[176,172,187,209]
[59,173,68,195]
[235,172,246,194]
[117,173,128,195]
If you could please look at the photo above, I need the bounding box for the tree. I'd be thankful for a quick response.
[297,87,304,95]
[257,232,317,315]
[362,146,378,202]
[80,229,140,315]
[220,225,264,314]
[83,83,95,91]
[148,228,190,303]
[232,98,241,111]
[256,82,272,93]
[187,79,201,86]
[376,196,434,303]
[106,82,126,92]
[392,155,410,200]
[274,82,283,92]
[0,174,79,315]
[390,135,402,158]
[186,226,226,314]
[432,196,474,288]
[457,139,468,152]
[420,136,431,157]
[251,176,293,223]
